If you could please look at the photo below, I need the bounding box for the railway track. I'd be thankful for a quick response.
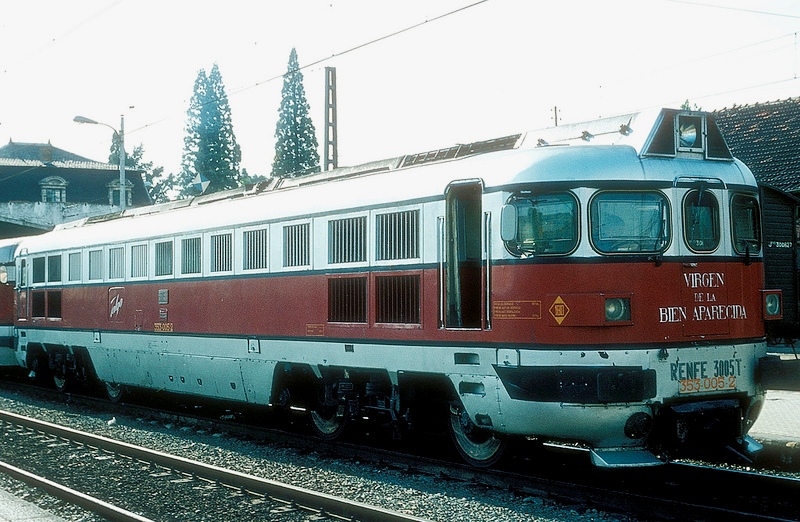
[0,458,149,522]
[501,447,800,521]
[0,408,427,522]
[1,379,799,521]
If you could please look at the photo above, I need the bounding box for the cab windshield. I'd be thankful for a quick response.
[590,191,669,254]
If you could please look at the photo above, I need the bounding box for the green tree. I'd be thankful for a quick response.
[681,99,702,111]
[272,48,320,178]
[178,63,242,196]
[108,138,171,204]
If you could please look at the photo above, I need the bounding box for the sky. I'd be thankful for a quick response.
[2,0,800,181]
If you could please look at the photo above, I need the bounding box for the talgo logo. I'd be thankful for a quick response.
[108,287,124,321]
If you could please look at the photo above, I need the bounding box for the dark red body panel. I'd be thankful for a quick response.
[18,259,766,348]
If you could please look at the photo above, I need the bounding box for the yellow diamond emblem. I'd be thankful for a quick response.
[549,296,570,325]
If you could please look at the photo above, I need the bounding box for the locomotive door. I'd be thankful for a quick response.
[442,180,486,329]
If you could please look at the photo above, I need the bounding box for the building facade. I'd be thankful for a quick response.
[0,140,149,238]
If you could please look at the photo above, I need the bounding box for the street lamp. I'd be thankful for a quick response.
[73,114,127,211]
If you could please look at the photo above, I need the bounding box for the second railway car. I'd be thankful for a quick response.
[760,184,800,343]
[0,238,20,367]
[8,108,782,467]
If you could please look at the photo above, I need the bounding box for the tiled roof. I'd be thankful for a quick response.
[0,157,122,171]
[0,140,95,163]
[714,98,800,193]
[0,141,124,171]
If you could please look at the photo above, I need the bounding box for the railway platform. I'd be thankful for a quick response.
[750,389,800,444]
[0,488,65,522]
[750,350,800,446]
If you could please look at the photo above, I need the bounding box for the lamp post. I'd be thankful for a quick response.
[73,114,127,211]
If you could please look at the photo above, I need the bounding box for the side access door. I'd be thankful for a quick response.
[441,180,490,330]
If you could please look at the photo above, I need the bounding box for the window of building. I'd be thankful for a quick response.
[376,210,420,261]
[329,216,366,264]
[210,233,232,273]
[88,250,103,280]
[181,237,202,274]
[154,241,173,276]
[39,176,68,203]
[131,244,148,278]
[107,180,132,207]
[283,223,310,267]
[243,229,269,270]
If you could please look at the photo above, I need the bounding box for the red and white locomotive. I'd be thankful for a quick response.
[3,108,782,467]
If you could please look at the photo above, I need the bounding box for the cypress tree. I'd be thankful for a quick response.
[272,48,320,178]
[178,63,242,196]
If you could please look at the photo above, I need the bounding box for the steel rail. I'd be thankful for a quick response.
[0,458,153,522]
[0,409,429,522]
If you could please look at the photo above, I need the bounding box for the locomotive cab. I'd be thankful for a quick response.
[490,109,774,465]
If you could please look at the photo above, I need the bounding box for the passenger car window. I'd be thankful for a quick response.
[590,191,669,254]
[502,192,578,256]
[731,194,761,255]
[683,189,720,252]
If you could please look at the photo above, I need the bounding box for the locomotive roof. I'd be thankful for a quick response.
[15,108,757,255]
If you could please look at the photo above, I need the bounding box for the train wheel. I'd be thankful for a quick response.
[309,403,348,440]
[26,352,50,385]
[448,403,506,468]
[53,373,69,393]
[104,382,126,403]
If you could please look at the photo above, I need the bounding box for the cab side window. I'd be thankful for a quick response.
[731,194,761,255]
[502,192,578,256]
[683,189,720,252]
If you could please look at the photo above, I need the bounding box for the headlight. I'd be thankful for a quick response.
[605,297,631,322]
[763,291,782,319]
[678,115,703,149]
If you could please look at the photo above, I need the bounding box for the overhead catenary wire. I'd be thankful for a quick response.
[5,0,800,178]
[0,0,124,78]
[665,0,800,19]
[126,1,491,139]
[115,0,800,151]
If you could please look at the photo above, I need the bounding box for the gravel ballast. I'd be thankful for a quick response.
[0,388,635,521]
